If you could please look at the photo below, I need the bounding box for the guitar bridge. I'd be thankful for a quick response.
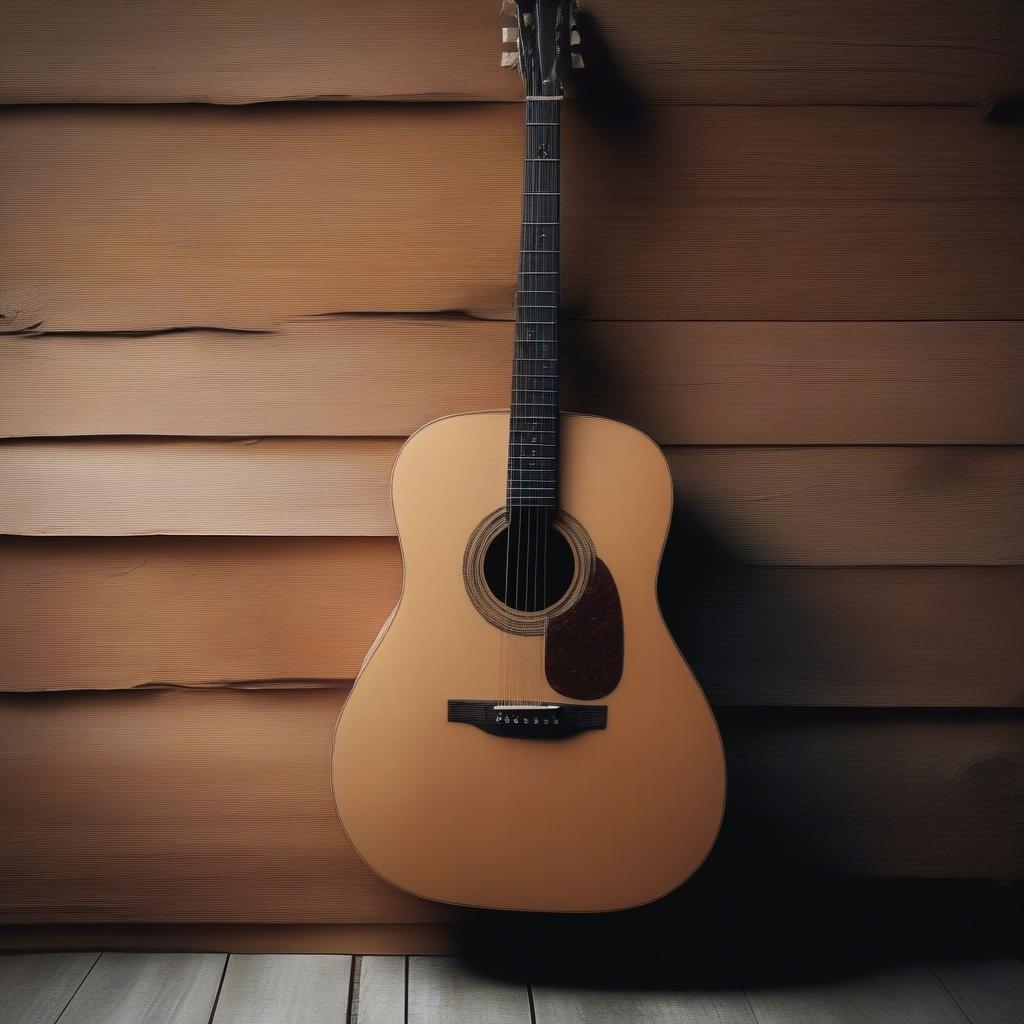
[447,700,607,739]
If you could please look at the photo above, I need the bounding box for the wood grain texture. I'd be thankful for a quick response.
[0,925,455,956]
[931,959,1024,1024]
[2,539,1021,706]
[0,689,448,924]
[0,439,400,537]
[355,956,406,1024]
[407,957,532,1024]
[0,952,99,1024]
[663,566,1024,708]
[0,691,1020,928]
[745,966,969,1024]
[1,1,1020,105]
[2,106,1022,332]
[56,952,226,1024]
[532,986,758,1024]
[4,319,1022,445]
[664,446,1024,566]
[211,955,352,1024]
[0,537,401,691]
[3,440,1021,565]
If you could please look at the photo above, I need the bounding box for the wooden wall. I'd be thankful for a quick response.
[0,0,1022,946]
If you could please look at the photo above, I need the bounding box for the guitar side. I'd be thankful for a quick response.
[332,411,726,913]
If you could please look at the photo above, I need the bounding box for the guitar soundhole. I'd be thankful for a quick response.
[482,520,576,614]
[464,509,595,635]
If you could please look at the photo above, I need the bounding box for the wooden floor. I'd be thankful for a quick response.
[0,952,1021,1024]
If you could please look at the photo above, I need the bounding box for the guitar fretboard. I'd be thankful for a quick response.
[508,97,561,512]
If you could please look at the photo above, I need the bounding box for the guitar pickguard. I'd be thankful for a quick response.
[545,557,623,700]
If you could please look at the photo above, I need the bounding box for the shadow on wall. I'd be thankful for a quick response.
[564,13,834,708]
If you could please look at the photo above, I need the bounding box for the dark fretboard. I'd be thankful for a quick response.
[507,96,561,512]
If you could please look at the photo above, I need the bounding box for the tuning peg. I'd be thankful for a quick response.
[502,51,520,68]
[503,26,518,43]
[568,2,584,68]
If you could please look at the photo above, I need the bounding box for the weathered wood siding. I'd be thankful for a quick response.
[2,1,1021,104]
[0,0,1021,938]
[0,690,1019,927]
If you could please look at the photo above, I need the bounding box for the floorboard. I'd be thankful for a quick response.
[55,952,226,1024]
[211,954,353,1024]
[407,956,531,1024]
[746,965,970,1024]
[931,960,1024,1024]
[355,956,406,1024]
[0,952,99,1024]
[3,951,1019,1024]
[532,985,758,1023]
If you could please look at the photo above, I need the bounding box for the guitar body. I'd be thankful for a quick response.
[332,411,726,913]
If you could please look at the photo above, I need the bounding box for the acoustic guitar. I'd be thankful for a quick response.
[332,0,725,913]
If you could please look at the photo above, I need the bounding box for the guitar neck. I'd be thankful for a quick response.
[508,96,561,513]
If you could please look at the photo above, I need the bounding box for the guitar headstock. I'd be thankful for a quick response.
[501,0,584,96]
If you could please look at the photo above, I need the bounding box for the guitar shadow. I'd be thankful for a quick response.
[454,872,1020,989]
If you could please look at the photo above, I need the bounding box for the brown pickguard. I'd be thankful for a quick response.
[545,558,623,700]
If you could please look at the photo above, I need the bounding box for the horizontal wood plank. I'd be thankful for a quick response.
[2,441,1021,565]
[0,689,449,925]
[663,446,1024,566]
[3,319,1022,445]
[718,711,1024,880]
[0,691,1019,929]
[1,538,1021,706]
[1,1,1020,105]
[0,439,400,537]
[2,106,1022,332]
[0,537,399,692]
